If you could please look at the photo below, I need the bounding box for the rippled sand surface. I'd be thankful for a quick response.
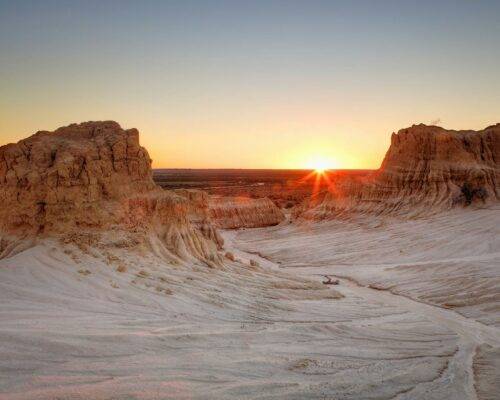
[1,207,499,399]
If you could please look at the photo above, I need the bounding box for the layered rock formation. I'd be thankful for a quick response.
[209,196,285,229]
[0,121,223,265]
[298,124,499,219]
[0,121,154,233]
[173,189,224,247]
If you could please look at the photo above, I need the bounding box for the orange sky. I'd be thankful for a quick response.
[1,1,499,169]
[1,110,498,170]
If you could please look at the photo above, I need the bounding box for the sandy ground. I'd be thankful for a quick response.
[1,207,499,399]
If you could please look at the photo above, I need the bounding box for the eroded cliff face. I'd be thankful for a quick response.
[0,122,223,266]
[298,124,500,219]
[209,196,285,229]
[0,121,154,233]
[173,189,224,248]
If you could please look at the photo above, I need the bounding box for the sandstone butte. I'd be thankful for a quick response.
[0,121,225,264]
[296,123,500,219]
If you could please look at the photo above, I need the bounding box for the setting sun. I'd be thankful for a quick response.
[306,157,338,172]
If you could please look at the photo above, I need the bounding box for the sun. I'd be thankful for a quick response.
[306,157,336,174]
[313,163,328,174]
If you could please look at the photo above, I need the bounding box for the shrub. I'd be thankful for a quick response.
[78,269,91,276]
[461,183,487,206]
[250,259,260,267]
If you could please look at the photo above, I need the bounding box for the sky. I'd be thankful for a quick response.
[1,0,499,169]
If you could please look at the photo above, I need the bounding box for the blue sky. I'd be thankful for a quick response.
[1,0,499,168]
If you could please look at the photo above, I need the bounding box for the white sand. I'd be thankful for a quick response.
[1,207,499,399]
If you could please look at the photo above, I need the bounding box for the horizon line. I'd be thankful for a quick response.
[152,167,376,171]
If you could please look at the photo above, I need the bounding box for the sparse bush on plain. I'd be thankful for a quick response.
[78,269,91,276]
[460,182,487,206]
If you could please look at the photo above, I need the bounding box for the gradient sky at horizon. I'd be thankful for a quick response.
[1,0,499,169]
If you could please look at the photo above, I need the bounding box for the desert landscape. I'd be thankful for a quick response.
[0,121,498,399]
[1,1,499,399]
[153,169,371,209]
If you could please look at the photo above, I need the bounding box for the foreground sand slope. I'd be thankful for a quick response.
[0,237,472,399]
[234,206,500,399]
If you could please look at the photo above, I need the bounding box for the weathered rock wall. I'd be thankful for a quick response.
[298,124,500,219]
[0,121,155,233]
[0,122,223,266]
[209,196,285,229]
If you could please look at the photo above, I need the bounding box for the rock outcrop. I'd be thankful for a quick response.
[173,189,224,248]
[0,121,223,266]
[209,196,285,229]
[298,124,500,219]
[0,121,154,233]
